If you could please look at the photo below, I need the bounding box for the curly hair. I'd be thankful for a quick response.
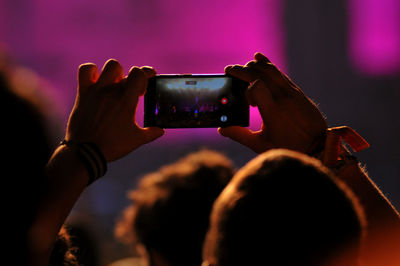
[115,149,235,266]
[49,226,79,266]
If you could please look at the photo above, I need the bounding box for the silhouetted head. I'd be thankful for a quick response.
[0,56,69,264]
[115,150,235,266]
[203,149,366,266]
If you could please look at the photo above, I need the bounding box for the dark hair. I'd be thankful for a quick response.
[49,226,79,266]
[116,149,235,266]
[204,149,366,266]
[1,61,73,265]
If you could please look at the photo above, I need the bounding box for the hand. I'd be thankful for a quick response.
[219,52,327,154]
[65,59,164,161]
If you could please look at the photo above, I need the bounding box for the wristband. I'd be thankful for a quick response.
[308,126,369,172]
[322,126,369,168]
[60,140,107,185]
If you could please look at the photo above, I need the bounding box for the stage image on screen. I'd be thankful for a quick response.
[145,76,249,128]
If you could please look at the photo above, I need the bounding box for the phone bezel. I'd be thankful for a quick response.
[144,74,249,128]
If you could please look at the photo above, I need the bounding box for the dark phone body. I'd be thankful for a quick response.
[144,74,249,128]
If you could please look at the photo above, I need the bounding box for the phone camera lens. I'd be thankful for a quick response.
[220,115,228,122]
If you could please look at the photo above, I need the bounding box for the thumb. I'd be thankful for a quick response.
[139,127,165,144]
[126,67,147,102]
[218,126,267,153]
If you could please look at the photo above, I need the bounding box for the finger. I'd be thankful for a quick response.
[224,65,233,73]
[218,126,270,153]
[227,63,281,99]
[97,59,124,87]
[225,65,261,106]
[245,60,257,68]
[78,63,99,93]
[247,79,276,124]
[225,64,259,83]
[140,66,157,78]
[245,89,257,107]
[250,63,292,95]
[139,127,165,144]
[254,52,271,63]
[251,57,302,94]
[263,65,303,96]
[126,66,147,101]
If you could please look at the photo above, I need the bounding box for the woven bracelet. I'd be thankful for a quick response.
[60,140,108,185]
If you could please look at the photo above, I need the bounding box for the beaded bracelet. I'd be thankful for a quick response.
[60,140,108,185]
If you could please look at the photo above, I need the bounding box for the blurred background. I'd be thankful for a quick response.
[1,0,399,264]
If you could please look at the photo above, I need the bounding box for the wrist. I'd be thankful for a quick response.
[46,144,90,188]
[310,126,369,172]
[328,146,359,176]
[306,130,327,157]
[59,139,107,185]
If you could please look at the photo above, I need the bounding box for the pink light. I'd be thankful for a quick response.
[349,0,400,75]
[135,0,285,141]
[3,0,286,142]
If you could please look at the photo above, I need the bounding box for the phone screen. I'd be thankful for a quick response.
[144,74,249,128]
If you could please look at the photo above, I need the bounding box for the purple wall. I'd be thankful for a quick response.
[0,0,287,141]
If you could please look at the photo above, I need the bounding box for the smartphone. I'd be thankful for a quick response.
[144,74,249,128]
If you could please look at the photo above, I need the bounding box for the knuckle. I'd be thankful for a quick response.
[232,64,243,69]
[229,65,244,73]
[245,60,256,67]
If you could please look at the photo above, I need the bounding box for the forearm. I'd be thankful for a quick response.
[317,127,400,227]
[24,60,161,266]
[27,145,89,265]
[335,158,400,227]
[334,156,400,264]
